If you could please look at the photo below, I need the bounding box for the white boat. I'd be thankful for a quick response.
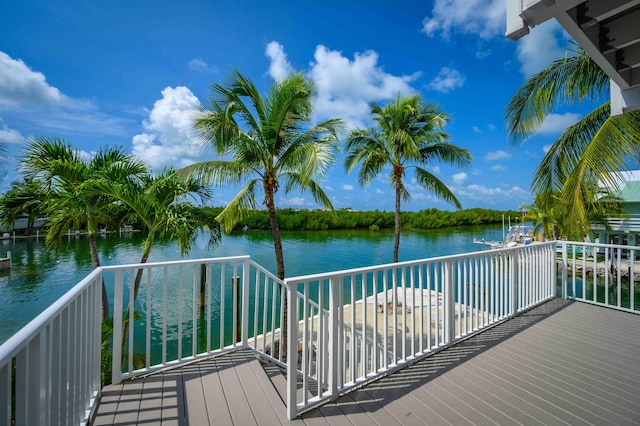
[474,225,534,249]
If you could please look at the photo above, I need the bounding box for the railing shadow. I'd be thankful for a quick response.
[300,297,573,419]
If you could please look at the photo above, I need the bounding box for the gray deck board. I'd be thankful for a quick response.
[93,299,640,425]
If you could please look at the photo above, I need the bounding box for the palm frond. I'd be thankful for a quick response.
[216,180,260,233]
[505,47,609,144]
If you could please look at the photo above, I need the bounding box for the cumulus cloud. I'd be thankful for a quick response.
[484,150,511,161]
[266,41,294,82]
[0,121,25,144]
[131,86,204,171]
[308,45,419,128]
[0,51,65,108]
[423,2,568,79]
[376,188,384,194]
[342,183,354,191]
[491,164,507,171]
[538,112,582,135]
[452,172,468,185]
[516,20,567,76]
[427,67,465,93]
[423,0,506,40]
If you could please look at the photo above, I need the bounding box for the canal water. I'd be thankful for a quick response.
[0,225,505,344]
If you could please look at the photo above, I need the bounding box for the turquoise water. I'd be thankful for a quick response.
[0,225,504,344]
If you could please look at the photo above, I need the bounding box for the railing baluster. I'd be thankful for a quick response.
[192,265,198,357]
[286,281,298,421]
[162,266,168,365]
[112,270,123,384]
[146,269,152,367]
[206,263,212,353]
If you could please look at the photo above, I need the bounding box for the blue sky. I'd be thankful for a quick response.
[0,0,588,211]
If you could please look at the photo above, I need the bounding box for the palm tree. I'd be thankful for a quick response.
[0,177,48,235]
[345,94,471,262]
[20,136,147,319]
[506,45,640,240]
[92,169,222,303]
[181,70,343,281]
[91,169,222,351]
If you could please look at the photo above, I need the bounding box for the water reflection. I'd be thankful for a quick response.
[0,225,504,344]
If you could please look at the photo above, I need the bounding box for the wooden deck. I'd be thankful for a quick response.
[93,299,640,425]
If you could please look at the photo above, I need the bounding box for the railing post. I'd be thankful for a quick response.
[560,242,568,299]
[510,250,518,316]
[112,270,123,385]
[241,259,250,346]
[286,280,298,420]
[328,277,339,399]
[443,260,455,345]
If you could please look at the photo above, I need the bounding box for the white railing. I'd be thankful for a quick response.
[284,242,557,419]
[0,268,103,426]
[6,240,640,423]
[559,241,640,313]
[590,215,640,232]
[106,255,288,383]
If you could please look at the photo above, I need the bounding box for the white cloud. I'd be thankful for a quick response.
[484,150,511,161]
[0,51,65,108]
[538,112,582,135]
[266,41,294,82]
[280,196,307,207]
[516,20,567,77]
[131,86,203,171]
[0,51,131,137]
[376,188,384,194]
[472,126,481,134]
[457,184,531,204]
[542,144,552,153]
[430,165,441,175]
[491,164,507,171]
[452,172,468,185]
[187,58,217,73]
[427,67,465,93]
[423,0,506,40]
[0,122,25,144]
[308,45,419,128]
[342,183,354,191]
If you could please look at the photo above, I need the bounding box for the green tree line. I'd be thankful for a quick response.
[199,207,520,232]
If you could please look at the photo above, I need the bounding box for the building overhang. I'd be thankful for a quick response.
[507,0,640,116]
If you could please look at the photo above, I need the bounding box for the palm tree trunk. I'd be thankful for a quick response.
[265,187,287,357]
[393,182,401,263]
[88,233,109,320]
[121,241,152,355]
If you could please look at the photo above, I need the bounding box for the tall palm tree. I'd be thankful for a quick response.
[506,45,640,239]
[345,94,471,262]
[20,136,147,319]
[181,70,343,281]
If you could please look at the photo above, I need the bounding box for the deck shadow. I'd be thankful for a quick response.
[301,297,573,420]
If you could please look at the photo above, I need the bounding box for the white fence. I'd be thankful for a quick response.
[284,241,557,418]
[106,255,287,383]
[4,240,640,424]
[559,241,640,313]
[0,268,103,426]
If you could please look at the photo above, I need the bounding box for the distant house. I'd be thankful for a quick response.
[590,170,640,246]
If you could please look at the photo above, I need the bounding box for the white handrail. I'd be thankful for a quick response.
[284,242,558,419]
[0,267,103,426]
